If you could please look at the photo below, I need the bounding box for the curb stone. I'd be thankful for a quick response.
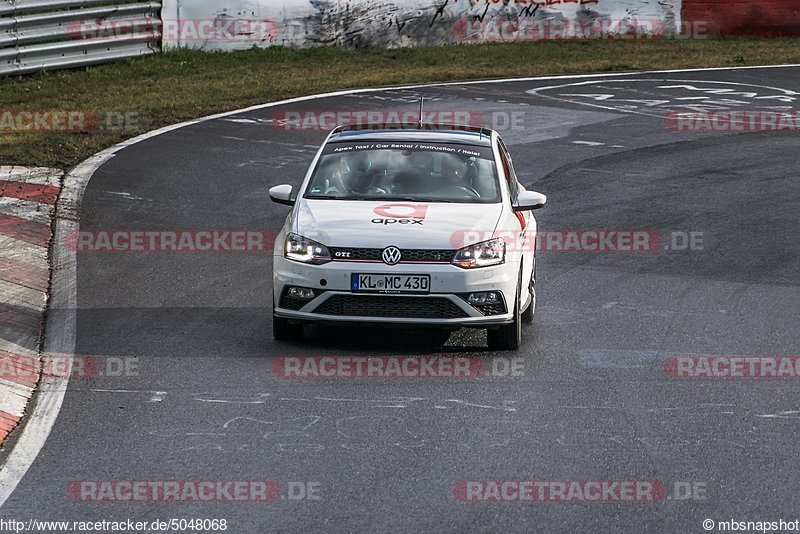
[0,166,62,445]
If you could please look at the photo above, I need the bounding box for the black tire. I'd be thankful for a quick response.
[521,265,535,324]
[487,280,522,351]
[273,311,304,341]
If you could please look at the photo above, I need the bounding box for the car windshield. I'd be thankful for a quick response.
[304,141,501,203]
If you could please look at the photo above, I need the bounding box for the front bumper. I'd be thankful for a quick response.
[273,255,519,327]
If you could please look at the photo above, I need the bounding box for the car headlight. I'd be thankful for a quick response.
[284,233,331,265]
[452,238,505,269]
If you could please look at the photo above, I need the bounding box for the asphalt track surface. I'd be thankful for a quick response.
[2,67,800,533]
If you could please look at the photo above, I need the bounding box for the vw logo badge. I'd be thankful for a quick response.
[382,246,402,265]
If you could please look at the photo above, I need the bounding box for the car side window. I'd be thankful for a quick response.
[497,139,519,202]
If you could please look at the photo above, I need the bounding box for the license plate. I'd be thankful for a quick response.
[351,273,431,294]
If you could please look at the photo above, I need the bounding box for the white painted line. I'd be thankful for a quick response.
[1,62,798,507]
[89,389,167,394]
[419,63,800,89]
[758,410,800,419]
[534,78,800,95]
[0,198,54,225]
[0,236,48,267]
[0,167,63,187]
[571,140,605,146]
[0,378,35,395]
[525,78,800,120]
[0,229,74,503]
[0,280,46,313]
[0,382,31,418]
[0,340,36,359]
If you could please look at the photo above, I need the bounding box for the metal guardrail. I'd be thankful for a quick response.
[0,0,161,75]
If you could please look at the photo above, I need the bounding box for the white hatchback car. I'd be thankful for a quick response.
[270,124,546,350]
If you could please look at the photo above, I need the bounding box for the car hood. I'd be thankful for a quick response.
[292,199,505,249]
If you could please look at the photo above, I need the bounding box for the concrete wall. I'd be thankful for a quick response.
[161,0,800,51]
[161,0,683,50]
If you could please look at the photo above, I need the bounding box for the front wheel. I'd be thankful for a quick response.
[487,282,522,351]
[521,267,535,324]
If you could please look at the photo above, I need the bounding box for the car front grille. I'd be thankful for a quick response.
[313,295,468,319]
[280,294,310,311]
[330,247,455,263]
[474,303,506,316]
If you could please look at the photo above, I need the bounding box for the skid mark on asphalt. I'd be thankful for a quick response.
[444,399,516,411]
[89,388,167,402]
[757,410,800,419]
[140,401,758,456]
[342,90,444,103]
[194,392,272,404]
[223,415,322,436]
[571,140,606,146]
[193,394,521,413]
[579,349,663,369]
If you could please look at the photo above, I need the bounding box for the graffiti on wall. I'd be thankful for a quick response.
[163,0,681,50]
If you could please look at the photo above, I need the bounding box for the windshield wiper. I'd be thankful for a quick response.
[306,195,371,201]
[307,195,454,202]
[383,197,452,203]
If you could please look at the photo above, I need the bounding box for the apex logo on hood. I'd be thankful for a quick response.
[371,203,429,226]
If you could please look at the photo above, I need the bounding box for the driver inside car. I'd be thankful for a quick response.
[441,154,469,186]
[436,154,482,198]
[326,152,389,195]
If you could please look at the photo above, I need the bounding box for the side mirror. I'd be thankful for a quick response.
[513,190,547,212]
[269,184,295,206]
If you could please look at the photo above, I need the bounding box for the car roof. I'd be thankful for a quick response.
[327,124,495,146]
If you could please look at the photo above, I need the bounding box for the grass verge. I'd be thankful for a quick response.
[1,37,799,169]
